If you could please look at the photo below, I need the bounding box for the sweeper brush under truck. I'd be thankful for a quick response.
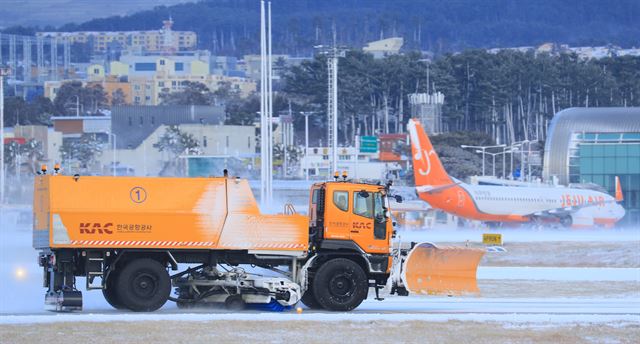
[33,167,484,312]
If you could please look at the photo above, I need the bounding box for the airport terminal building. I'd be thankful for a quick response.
[543,107,640,225]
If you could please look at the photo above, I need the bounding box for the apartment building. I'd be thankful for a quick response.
[37,18,197,53]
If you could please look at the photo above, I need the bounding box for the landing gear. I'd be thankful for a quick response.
[486,221,502,229]
[312,258,368,311]
[115,258,171,312]
[559,215,573,228]
[530,217,544,230]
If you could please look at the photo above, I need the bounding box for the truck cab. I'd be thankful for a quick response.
[309,180,393,255]
[298,178,399,311]
[306,178,396,283]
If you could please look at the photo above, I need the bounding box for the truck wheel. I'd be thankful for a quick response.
[102,270,124,309]
[312,258,368,311]
[116,258,171,312]
[300,282,322,309]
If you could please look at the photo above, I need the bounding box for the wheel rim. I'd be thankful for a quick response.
[131,272,158,299]
[328,272,355,298]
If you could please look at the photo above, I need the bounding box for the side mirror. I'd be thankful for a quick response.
[394,195,403,203]
[358,190,370,198]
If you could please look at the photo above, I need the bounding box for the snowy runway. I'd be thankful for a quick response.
[1,211,639,343]
[2,296,639,324]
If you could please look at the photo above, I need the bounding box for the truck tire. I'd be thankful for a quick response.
[312,258,368,311]
[300,283,322,309]
[102,270,124,309]
[115,258,171,312]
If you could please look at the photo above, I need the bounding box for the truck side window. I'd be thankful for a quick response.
[333,191,348,211]
[374,193,385,219]
[353,192,373,218]
[311,189,319,204]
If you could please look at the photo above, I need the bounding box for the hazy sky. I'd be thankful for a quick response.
[0,0,194,28]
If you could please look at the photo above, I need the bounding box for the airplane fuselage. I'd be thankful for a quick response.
[417,183,625,227]
[407,118,625,228]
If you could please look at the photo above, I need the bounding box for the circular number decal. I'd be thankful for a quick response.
[130,187,147,203]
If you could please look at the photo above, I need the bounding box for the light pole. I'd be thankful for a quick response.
[509,142,523,180]
[501,146,508,178]
[108,133,117,176]
[461,144,506,176]
[478,150,501,177]
[524,140,538,182]
[499,148,517,179]
[300,111,315,181]
[0,67,10,206]
[519,140,528,181]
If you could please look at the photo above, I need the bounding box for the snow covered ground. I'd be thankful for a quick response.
[398,227,640,243]
[1,317,637,344]
[1,206,639,342]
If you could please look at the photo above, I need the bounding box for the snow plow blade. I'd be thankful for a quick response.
[401,242,485,296]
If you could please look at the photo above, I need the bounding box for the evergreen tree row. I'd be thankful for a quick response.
[283,50,640,145]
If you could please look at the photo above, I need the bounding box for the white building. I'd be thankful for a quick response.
[301,146,401,180]
[363,37,404,58]
[100,124,255,176]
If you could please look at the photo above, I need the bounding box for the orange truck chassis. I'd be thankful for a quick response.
[33,172,483,312]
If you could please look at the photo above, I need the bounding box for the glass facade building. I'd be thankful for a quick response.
[568,133,640,225]
[544,108,640,226]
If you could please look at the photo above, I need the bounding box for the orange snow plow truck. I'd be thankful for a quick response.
[33,171,484,312]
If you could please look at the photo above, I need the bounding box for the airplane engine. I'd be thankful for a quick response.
[564,209,595,228]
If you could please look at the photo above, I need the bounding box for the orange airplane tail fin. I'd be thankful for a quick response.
[407,119,453,187]
[615,176,624,202]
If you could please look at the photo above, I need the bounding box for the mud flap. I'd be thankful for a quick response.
[401,242,484,296]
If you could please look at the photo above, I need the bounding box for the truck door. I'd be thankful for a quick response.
[309,186,320,227]
[350,191,390,254]
[309,185,326,241]
[322,187,351,240]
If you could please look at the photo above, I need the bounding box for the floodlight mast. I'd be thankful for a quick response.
[0,67,10,206]
[461,144,505,176]
[259,1,273,206]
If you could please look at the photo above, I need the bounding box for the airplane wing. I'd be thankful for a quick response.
[415,182,461,194]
